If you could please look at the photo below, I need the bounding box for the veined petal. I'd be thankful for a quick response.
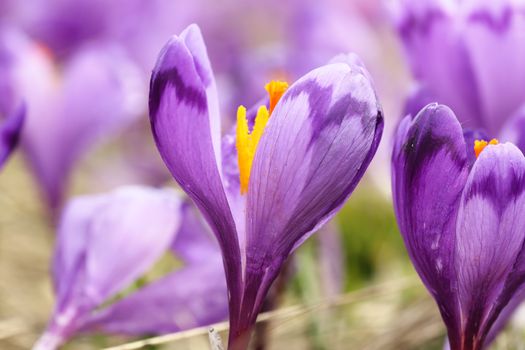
[0,103,24,169]
[243,60,382,324]
[455,143,525,348]
[484,285,525,347]
[148,24,242,322]
[82,263,228,335]
[391,103,468,348]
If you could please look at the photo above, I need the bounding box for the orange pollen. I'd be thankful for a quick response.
[265,80,289,114]
[474,138,498,158]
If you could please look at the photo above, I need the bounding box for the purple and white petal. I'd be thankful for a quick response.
[52,194,106,309]
[484,286,525,347]
[393,0,484,130]
[149,24,243,323]
[461,0,525,134]
[180,24,222,171]
[455,143,525,348]
[83,187,180,303]
[393,0,525,135]
[40,186,181,348]
[242,60,382,325]
[391,103,468,348]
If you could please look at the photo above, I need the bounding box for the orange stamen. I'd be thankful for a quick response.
[474,138,498,158]
[265,81,289,114]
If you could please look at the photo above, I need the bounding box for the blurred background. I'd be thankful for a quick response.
[0,0,524,349]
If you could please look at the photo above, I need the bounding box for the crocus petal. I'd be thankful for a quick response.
[179,25,222,167]
[392,103,468,348]
[52,194,106,307]
[22,44,143,210]
[82,263,228,335]
[484,286,525,347]
[461,0,525,134]
[0,103,24,169]
[43,186,181,347]
[393,0,484,130]
[243,60,383,321]
[83,187,180,303]
[149,24,242,320]
[393,0,525,135]
[455,143,525,348]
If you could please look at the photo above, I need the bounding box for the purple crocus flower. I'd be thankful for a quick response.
[34,186,227,350]
[82,201,227,335]
[149,24,383,349]
[0,30,143,212]
[392,103,525,350]
[392,0,525,136]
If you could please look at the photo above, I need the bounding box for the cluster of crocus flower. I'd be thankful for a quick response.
[0,0,395,217]
[149,24,383,348]
[4,0,525,349]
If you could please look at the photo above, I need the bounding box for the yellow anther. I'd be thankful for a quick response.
[236,105,270,194]
[265,80,289,114]
[236,81,288,194]
[474,138,498,158]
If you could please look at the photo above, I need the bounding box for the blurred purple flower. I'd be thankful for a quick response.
[82,201,227,335]
[393,0,525,136]
[0,103,24,170]
[318,222,345,298]
[149,24,383,349]
[34,186,227,350]
[0,30,144,211]
[392,103,525,350]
